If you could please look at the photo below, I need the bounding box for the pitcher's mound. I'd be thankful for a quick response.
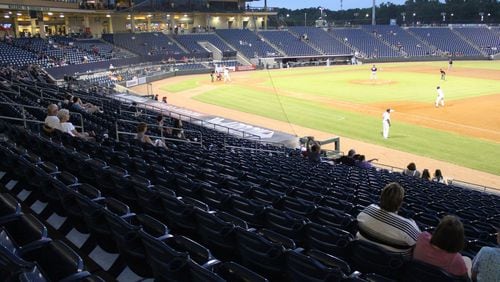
[350,79,397,85]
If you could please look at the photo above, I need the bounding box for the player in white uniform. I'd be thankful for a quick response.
[382,108,392,139]
[435,86,445,107]
[223,67,231,83]
[370,65,378,80]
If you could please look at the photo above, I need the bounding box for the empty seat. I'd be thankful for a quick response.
[403,260,469,282]
[347,240,405,280]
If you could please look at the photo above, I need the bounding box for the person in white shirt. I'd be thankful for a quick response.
[382,108,392,139]
[435,86,445,108]
[44,104,60,131]
[57,109,93,140]
[223,67,231,83]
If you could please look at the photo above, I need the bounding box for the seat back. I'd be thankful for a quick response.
[139,231,190,281]
[285,250,344,282]
[402,260,469,282]
[347,240,405,279]
[304,223,353,258]
[235,228,286,280]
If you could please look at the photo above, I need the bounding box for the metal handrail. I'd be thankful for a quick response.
[115,119,203,147]
[370,161,499,194]
[0,115,43,131]
[0,102,85,132]
[112,95,262,140]
[222,135,287,153]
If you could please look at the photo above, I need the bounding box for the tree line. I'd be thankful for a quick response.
[274,0,499,26]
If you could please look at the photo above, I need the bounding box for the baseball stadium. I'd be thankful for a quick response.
[0,0,498,281]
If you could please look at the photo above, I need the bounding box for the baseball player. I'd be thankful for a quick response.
[448,58,453,70]
[223,67,231,83]
[440,69,446,81]
[370,65,378,80]
[435,86,445,107]
[382,108,392,139]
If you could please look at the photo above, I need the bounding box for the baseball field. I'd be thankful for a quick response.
[132,61,500,188]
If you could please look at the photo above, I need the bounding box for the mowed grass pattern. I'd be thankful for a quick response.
[185,62,500,175]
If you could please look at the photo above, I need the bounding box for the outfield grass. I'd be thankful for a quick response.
[257,66,498,104]
[191,62,500,175]
[160,78,200,93]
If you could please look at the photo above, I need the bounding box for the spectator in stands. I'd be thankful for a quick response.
[62,94,73,107]
[308,143,321,163]
[413,215,471,278]
[172,118,185,139]
[135,122,166,148]
[57,109,94,140]
[304,136,321,161]
[355,155,377,169]
[403,162,421,178]
[421,169,431,181]
[432,169,446,184]
[156,114,171,137]
[71,96,102,114]
[472,225,500,282]
[44,104,60,132]
[357,182,421,257]
[335,149,357,166]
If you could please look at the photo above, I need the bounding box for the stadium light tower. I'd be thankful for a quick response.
[372,0,376,25]
[340,0,343,10]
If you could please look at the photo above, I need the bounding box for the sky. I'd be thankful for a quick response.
[264,0,407,11]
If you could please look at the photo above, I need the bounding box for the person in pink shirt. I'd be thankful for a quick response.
[412,215,471,278]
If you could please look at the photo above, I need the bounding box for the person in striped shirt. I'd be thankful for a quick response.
[356,182,421,257]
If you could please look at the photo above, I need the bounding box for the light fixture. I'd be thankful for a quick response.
[59,14,64,18]
[184,14,187,17]
[106,14,111,18]
[147,14,152,18]
[4,15,10,18]
[17,12,22,16]
[47,12,53,16]
[8,11,12,14]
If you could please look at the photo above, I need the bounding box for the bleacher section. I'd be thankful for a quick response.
[330,28,402,58]
[453,27,500,55]
[408,27,482,56]
[0,66,498,281]
[361,25,436,57]
[103,32,187,57]
[174,33,237,57]
[288,27,353,56]
[258,30,320,56]
[216,29,283,58]
[0,42,47,67]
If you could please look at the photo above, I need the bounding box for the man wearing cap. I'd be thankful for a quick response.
[382,109,392,139]
[436,86,445,108]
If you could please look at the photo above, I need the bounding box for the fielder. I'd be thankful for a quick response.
[382,108,392,139]
[370,65,378,80]
[440,69,446,80]
[223,67,231,83]
[435,86,445,107]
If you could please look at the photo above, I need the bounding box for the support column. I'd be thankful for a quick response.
[264,15,268,30]
[108,16,113,33]
[130,13,135,32]
[83,15,90,34]
[64,16,70,35]
[13,16,19,37]
[236,15,241,29]
[30,19,37,36]
[147,16,151,32]
[38,20,46,38]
